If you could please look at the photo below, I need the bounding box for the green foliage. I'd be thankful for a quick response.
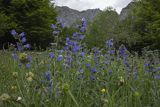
[86,8,120,48]
[132,0,160,50]
[0,0,57,49]
[86,0,160,51]
[1,50,160,107]
[118,2,142,51]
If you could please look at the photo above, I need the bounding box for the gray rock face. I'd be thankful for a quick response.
[120,2,136,21]
[56,1,136,27]
[56,6,102,27]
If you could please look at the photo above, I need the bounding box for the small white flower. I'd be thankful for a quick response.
[16,97,22,101]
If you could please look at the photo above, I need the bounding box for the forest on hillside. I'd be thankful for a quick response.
[0,0,160,52]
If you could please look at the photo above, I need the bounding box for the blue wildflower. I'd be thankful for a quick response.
[82,17,87,27]
[109,69,112,75]
[19,32,25,37]
[80,27,86,32]
[22,37,27,43]
[53,31,60,36]
[91,68,97,74]
[66,37,70,41]
[80,52,85,58]
[86,63,91,68]
[65,46,69,51]
[153,67,160,73]
[17,43,23,51]
[24,44,31,49]
[44,71,52,81]
[109,50,115,55]
[57,55,63,62]
[91,75,96,80]
[72,32,79,37]
[11,53,19,60]
[27,55,32,62]
[49,52,55,58]
[18,63,22,68]
[26,63,31,69]
[11,29,17,36]
[118,45,127,58]
[78,68,84,79]
[66,56,72,64]
[106,39,113,48]
[59,50,64,54]
[154,75,160,80]
[78,35,85,40]
[51,24,56,29]
[73,45,80,53]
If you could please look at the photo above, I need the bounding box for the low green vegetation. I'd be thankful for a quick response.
[0,0,160,107]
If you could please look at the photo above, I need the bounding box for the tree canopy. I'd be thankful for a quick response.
[133,0,160,50]
[86,7,121,48]
[0,0,57,49]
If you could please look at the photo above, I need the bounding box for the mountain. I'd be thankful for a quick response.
[56,1,136,27]
[119,2,137,21]
[56,6,102,27]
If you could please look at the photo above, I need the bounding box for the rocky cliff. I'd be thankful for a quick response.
[56,1,136,27]
[56,6,102,27]
[119,2,137,21]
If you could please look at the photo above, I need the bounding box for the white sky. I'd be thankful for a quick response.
[54,0,133,13]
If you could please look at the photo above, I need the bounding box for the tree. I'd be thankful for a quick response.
[133,0,160,50]
[86,7,120,48]
[0,0,57,49]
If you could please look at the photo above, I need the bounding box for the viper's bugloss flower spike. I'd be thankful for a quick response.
[27,55,32,62]
[59,50,64,54]
[109,69,112,74]
[57,55,63,62]
[49,52,55,58]
[153,67,160,73]
[80,52,85,58]
[154,75,160,79]
[24,44,31,49]
[44,71,52,81]
[78,35,85,40]
[21,37,27,43]
[53,30,60,36]
[72,32,79,37]
[106,39,113,48]
[26,63,31,69]
[11,53,19,60]
[19,32,25,37]
[51,24,56,29]
[118,44,128,58]
[91,68,97,74]
[73,45,80,53]
[66,37,70,41]
[80,27,86,32]
[86,63,91,68]
[11,29,17,37]
[17,43,23,51]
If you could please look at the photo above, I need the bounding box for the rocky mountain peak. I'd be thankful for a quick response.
[120,2,137,21]
[56,6,102,27]
[56,1,136,27]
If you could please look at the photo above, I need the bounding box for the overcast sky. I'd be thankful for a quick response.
[54,0,133,13]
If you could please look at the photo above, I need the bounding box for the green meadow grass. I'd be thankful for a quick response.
[0,51,160,107]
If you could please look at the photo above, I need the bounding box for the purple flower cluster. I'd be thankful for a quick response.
[10,29,31,51]
[10,29,32,69]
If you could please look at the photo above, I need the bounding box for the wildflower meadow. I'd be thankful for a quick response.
[1,18,160,107]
